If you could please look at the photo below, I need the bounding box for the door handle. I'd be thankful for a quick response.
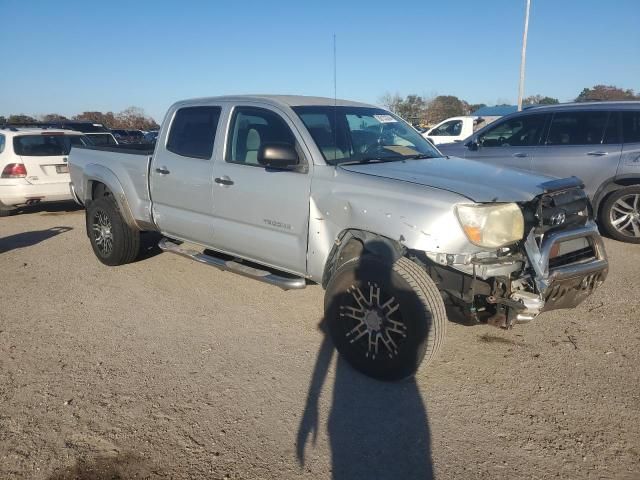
[215,176,234,186]
[512,152,528,158]
[155,167,170,175]
[587,151,608,156]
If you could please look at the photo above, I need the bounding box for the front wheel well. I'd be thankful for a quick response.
[321,229,406,288]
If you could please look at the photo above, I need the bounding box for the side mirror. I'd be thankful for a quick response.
[466,138,480,151]
[257,143,299,169]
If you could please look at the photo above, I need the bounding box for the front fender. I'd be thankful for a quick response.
[306,166,482,281]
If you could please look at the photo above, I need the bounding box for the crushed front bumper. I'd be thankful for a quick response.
[515,221,608,320]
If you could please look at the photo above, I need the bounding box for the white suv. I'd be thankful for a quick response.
[0,128,90,216]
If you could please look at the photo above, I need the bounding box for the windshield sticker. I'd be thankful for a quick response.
[385,145,420,155]
[373,114,398,123]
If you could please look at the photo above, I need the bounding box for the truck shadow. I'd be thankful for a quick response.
[296,242,435,480]
[136,231,164,262]
[0,226,73,254]
[14,201,83,216]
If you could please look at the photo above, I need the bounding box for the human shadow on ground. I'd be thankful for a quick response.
[297,241,435,480]
[0,226,72,254]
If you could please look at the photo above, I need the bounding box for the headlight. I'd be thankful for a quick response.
[455,203,524,248]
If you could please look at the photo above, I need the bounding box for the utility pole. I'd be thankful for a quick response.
[517,0,531,111]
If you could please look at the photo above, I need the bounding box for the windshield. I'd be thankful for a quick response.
[13,134,90,156]
[293,106,441,165]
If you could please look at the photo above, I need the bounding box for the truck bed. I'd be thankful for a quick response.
[68,144,155,228]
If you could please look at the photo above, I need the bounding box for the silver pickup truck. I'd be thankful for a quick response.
[69,95,609,381]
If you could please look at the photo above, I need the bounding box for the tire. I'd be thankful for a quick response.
[600,186,640,243]
[86,196,140,265]
[324,255,447,381]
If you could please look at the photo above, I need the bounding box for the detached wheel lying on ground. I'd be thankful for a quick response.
[324,255,446,381]
[86,196,140,265]
[600,186,640,243]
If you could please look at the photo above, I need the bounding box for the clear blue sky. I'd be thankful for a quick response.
[1,0,638,122]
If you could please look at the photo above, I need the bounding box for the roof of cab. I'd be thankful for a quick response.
[172,94,376,109]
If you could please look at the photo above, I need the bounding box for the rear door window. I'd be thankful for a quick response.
[0,134,5,154]
[546,111,612,145]
[622,111,640,143]
[166,106,221,159]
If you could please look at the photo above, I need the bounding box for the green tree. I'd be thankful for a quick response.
[7,114,37,124]
[575,85,638,102]
[397,95,428,125]
[426,95,465,124]
[523,94,559,105]
[0,116,6,125]
[40,113,69,122]
[73,111,117,127]
[115,106,159,130]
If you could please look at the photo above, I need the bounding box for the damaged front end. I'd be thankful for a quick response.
[421,177,608,328]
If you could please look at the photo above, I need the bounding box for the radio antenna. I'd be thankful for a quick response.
[332,33,338,163]
[333,33,337,105]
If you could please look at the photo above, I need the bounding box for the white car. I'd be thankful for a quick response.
[0,128,91,216]
[423,116,483,145]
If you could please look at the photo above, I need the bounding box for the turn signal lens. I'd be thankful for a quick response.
[1,163,27,178]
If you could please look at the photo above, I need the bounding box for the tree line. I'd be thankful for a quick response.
[380,84,639,126]
[1,85,637,130]
[0,106,159,131]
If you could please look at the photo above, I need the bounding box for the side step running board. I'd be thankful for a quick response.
[158,238,306,291]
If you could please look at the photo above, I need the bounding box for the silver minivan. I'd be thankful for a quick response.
[438,102,640,243]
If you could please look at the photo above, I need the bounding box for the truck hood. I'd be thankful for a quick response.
[339,156,556,203]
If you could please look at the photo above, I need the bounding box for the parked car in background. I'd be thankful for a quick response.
[0,128,90,216]
[422,116,487,145]
[143,130,158,144]
[438,101,640,243]
[47,121,119,146]
[112,129,145,144]
[69,95,608,381]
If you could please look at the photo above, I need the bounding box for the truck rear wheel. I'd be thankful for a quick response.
[324,255,446,381]
[86,196,140,266]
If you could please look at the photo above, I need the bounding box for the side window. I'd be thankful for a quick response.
[0,134,5,154]
[622,111,640,143]
[166,106,221,159]
[227,107,296,165]
[430,120,462,136]
[479,114,545,147]
[602,112,621,144]
[546,111,608,146]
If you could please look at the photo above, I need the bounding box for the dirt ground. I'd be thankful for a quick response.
[1,203,639,480]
